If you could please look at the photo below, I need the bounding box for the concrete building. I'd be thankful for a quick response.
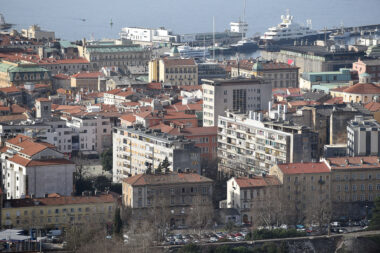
[21,25,55,41]
[347,116,380,157]
[78,39,151,71]
[325,156,380,219]
[262,45,365,74]
[149,58,198,86]
[113,126,201,182]
[230,61,299,89]
[197,62,227,83]
[218,110,319,176]
[353,59,380,83]
[300,68,352,91]
[122,173,212,228]
[226,176,281,224]
[35,98,51,120]
[65,115,112,154]
[1,135,75,199]
[202,78,271,127]
[2,193,117,229]
[270,162,332,225]
[70,72,103,91]
[119,27,178,45]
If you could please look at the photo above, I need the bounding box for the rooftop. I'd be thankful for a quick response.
[326,156,380,170]
[277,162,331,174]
[163,58,196,67]
[234,176,281,188]
[123,173,212,186]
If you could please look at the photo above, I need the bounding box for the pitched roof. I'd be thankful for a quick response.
[163,58,196,67]
[71,72,102,79]
[326,156,380,170]
[234,176,281,188]
[120,114,136,123]
[364,102,380,112]
[7,134,32,145]
[342,83,380,94]
[27,159,74,167]
[277,162,331,174]
[35,98,50,102]
[0,86,21,93]
[0,114,28,123]
[123,173,212,186]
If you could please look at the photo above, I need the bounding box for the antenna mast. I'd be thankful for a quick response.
[213,16,215,61]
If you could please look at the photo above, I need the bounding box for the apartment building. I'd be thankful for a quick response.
[2,193,117,229]
[122,173,212,228]
[325,156,380,219]
[70,72,103,91]
[270,163,331,225]
[226,176,281,225]
[347,116,380,157]
[113,126,201,183]
[300,68,352,91]
[65,115,112,154]
[202,78,271,127]
[21,25,55,41]
[1,135,75,199]
[119,27,177,45]
[218,110,318,176]
[230,61,299,89]
[156,58,198,86]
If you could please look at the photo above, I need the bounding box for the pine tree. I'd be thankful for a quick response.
[369,197,380,230]
[113,207,123,236]
[162,157,171,173]
[156,163,163,174]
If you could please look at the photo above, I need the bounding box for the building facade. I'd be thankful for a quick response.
[202,78,271,127]
[300,68,352,91]
[113,126,201,182]
[119,27,178,45]
[347,116,380,157]
[155,58,198,86]
[21,25,55,41]
[218,111,318,176]
[353,59,380,83]
[2,194,117,229]
[122,173,213,228]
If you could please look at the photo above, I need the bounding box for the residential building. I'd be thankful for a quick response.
[78,39,151,71]
[197,62,227,83]
[65,115,112,154]
[269,162,331,225]
[122,173,213,228]
[35,98,51,120]
[230,61,299,89]
[202,78,271,127]
[352,59,380,83]
[1,135,75,199]
[1,193,117,229]
[149,58,198,86]
[347,115,380,156]
[21,25,55,41]
[218,110,318,176]
[112,126,201,182]
[300,68,352,91]
[70,72,103,91]
[119,27,178,45]
[0,60,51,88]
[325,156,380,219]
[226,176,281,224]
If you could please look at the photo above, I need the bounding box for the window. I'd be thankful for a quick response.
[170,188,174,195]
[71,208,75,213]
[352,185,357,191]
[336,185,341,192]
[345,184,349,192]
[377,184,380,190]
[40,210,44,215]
[55,209,59,214]
[224,90,227,95]
[361,184,365,191]
[369,184,373,191]
[78,208,82,212]
[24,210,28,215]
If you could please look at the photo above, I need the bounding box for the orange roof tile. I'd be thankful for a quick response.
[8,154,31,167]
[7,134,32,145]
[27,159,74,167]
[35,98,51,102]
[365,102,380,112]
[123,173,212,186]
[71,72,102,79]
[326,156,380,170]
[234,176,281,188]
[342,83,380,94]
[120,114,136,123]
[0,86,21,93]
[277,162,331,174]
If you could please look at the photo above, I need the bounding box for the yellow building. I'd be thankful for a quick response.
[1,193,118,229]
[148,59,160,82]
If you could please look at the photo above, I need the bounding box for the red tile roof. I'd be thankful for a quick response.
[105,88,122,95]
[53,73,70,80]
[147,82,162,90]
[364,102,380,112]
[277,162,331,174]
[35,98,51,102]
[27,159,74,167]
[326,156,380,170]
[123,173,212,186]
[234,176,281,188]
[0,114,28,123]
[0,106,10,111]
[71,72,102,79]
[11,104,28,114]
[342,83,380,94]
[163,112,197,120]
[120,114,136,123]
[0,86,21,93]
[7,134,32,145]
[180,126,217,136]
[8,154,31,167]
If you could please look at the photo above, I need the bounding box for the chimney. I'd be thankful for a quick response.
[19,137,22,143]
[345,159,349,165]
[44,193,49,198]
[360,159,364,164]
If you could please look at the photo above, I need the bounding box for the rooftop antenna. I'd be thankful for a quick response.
[213,16,215,61]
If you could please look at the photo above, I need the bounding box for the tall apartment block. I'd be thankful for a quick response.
[113,126,201,183]
[218,110,318,177]
[347,115,380,156]
[202,78,271,127]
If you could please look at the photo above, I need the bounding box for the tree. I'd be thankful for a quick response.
[113,207,123,237]
[369,197,380,230]
[94,175,111,192]
[155,163,163,174]
[100,148,113,172]
[189,195,214,235]
[162,156,170,173]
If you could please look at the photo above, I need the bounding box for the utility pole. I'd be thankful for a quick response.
[213,16,215,61]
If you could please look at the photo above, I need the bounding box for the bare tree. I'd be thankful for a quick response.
[188,195,214,235]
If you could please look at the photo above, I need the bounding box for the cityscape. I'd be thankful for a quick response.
[1,1,380,252]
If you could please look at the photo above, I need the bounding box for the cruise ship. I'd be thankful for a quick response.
[178,45,210,58]
[259,11,324,47]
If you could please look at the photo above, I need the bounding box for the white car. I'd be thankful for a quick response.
[209,237,218,243]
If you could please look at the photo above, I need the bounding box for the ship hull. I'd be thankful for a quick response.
[258,33,329,48]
